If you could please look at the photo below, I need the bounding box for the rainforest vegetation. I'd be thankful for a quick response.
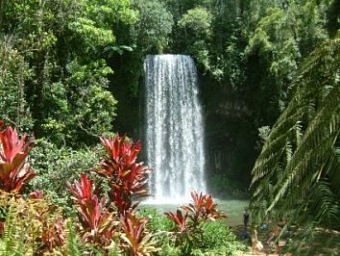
[0,0,339,255]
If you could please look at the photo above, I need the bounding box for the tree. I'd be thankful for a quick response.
[177,6,213,71]
[0,37,33,132]
[132,0,174,53]
[0,0,138,146]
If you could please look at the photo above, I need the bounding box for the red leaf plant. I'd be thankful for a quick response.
[96,134,150,215]
[29,196,66,253]
[166,192,225,231]
[182,191,225,223]
[68,174,116,245]
[41,216,65,251]
[165,209,189,232]
[120,211,157,256]
[0,221,4,236]
[109,188,136,216]
[0,122,35,193]
[29,190,44,199]
[165,192,225,253]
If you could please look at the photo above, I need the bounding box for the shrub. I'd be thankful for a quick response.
[68,133,154,256]
[68,174,116,246]
[165,192,226,255]
[95,134,150,215]
[138,207,174,232]
[202,221,246,254]
[156,236,181,256]
[29,139,103,213]
[0,193,66,255]
[120,211,158,256]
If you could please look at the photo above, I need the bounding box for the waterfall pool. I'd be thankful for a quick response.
[140,199,249,227]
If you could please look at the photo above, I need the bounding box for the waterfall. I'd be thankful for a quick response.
[144,54,206,201]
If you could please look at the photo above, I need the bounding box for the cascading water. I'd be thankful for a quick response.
[144,54,206,201]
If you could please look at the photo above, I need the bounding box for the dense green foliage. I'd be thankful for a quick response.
[0,0,137,146]
[29,140,103,211]
[138,207,245,256]
[251,37,340,228]
[1,0,339,188]
[1,0,340,253]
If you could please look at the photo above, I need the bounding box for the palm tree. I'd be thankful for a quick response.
[250,36,340,229]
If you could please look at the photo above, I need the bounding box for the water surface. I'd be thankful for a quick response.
[141,199,248,226]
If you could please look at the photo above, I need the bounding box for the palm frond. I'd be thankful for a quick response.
[250,36,340,226]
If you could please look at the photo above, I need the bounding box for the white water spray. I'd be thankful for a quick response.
[144,54,206,201]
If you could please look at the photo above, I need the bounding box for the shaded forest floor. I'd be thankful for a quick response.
[232,225,340,256]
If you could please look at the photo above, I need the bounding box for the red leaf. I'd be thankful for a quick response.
[29,190,44,199]
[0,125,35,193]
[41,217,65,251]
[165,209,189,232]
[96,134,150,215]
[68,174,116,245]
[120,211,150,255]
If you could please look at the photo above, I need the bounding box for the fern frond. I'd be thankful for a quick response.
[66,220,82,256]
[0,202,32,255]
